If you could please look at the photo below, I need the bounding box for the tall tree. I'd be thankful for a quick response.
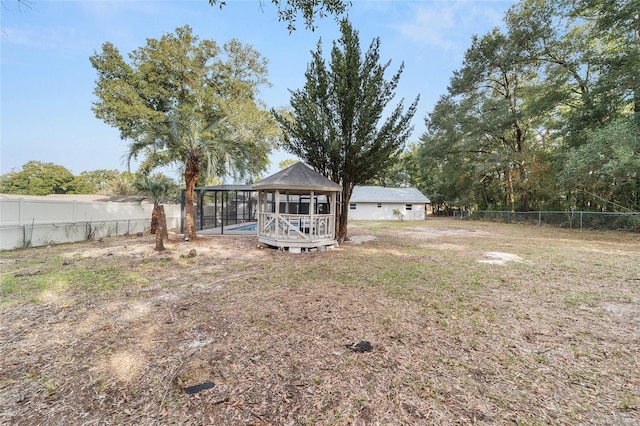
[91,26,277,240]
[421,28,546,212]
[573,0,640,114]
[74,169,123,194]
[506,0,639,210]
[0,161,76,195]
[274,19,418,242]
[106,171,139,196]
[560,117,640,211]
[505,0,608,149]
[209,0,350,31]
[416,95,479,212]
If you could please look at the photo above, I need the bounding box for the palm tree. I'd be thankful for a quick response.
[134,174,177,251]
[129,103,264,241]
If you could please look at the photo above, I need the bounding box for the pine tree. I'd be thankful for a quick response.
[274,19,418,241]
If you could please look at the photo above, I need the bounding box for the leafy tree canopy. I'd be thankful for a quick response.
[278,158,299,170]
[133,174,181,205]
[74,169,123,194]
[0,164,160,197]
[0,161,76,195]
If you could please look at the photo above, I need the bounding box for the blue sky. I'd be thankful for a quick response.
[1,0,515,180]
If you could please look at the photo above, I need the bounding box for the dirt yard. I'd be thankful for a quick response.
[1,219,639,425]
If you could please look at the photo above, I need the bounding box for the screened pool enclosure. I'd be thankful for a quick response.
[180,185,257,233]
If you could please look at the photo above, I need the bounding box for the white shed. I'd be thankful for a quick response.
[348,186,431,221]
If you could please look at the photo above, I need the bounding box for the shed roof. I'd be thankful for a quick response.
[253,162,342,192]
[350,186,430,203]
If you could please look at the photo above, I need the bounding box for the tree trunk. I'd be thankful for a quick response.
[154,205,167,251]
[633,18,640,116]
[148,203,168,251]
[158,204,168,241]
[518,160,529,212]
[337,200,348,243]
[336,184,353,243]
[506,170,515,211]
[154,204,168,251]
[154,228,165,251]
[150,204,161,234]
[183,161,199,241]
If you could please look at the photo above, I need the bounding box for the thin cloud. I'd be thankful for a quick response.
[396,1,510,52]
[76,1,166,49]
[398,5,456,50]
[76,1,161,20]
[2,25,83,50]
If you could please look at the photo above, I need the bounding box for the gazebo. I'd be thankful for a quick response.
[252,162,342,251]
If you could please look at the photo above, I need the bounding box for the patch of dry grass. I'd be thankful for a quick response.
[1,220,639,425]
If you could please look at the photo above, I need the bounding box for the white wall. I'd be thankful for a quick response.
[0,198,181,250]
[348,202,426,221]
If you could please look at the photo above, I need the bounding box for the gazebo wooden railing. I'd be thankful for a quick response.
[258,212,335,244]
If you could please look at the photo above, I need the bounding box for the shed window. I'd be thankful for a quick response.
[349,203,357,210]
[405,204,413,211]
[377,203,382,208]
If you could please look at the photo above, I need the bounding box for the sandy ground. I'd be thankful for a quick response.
[1,220,639,425]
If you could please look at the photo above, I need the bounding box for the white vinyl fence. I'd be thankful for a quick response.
[0,198,181,250]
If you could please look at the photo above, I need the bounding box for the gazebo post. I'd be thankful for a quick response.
[285,192,290,214]
[330,192,336,239]
[310,190,315,237]
[257,190,263,231]
[275,190,280,238]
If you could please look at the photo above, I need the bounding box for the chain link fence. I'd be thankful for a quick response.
[452,210,640,232]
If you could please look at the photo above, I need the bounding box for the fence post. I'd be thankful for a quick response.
[538,211,542,227]
[18,198,24,227]
[580,212,583,230]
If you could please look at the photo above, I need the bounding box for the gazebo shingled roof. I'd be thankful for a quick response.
[253,162,341,193]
